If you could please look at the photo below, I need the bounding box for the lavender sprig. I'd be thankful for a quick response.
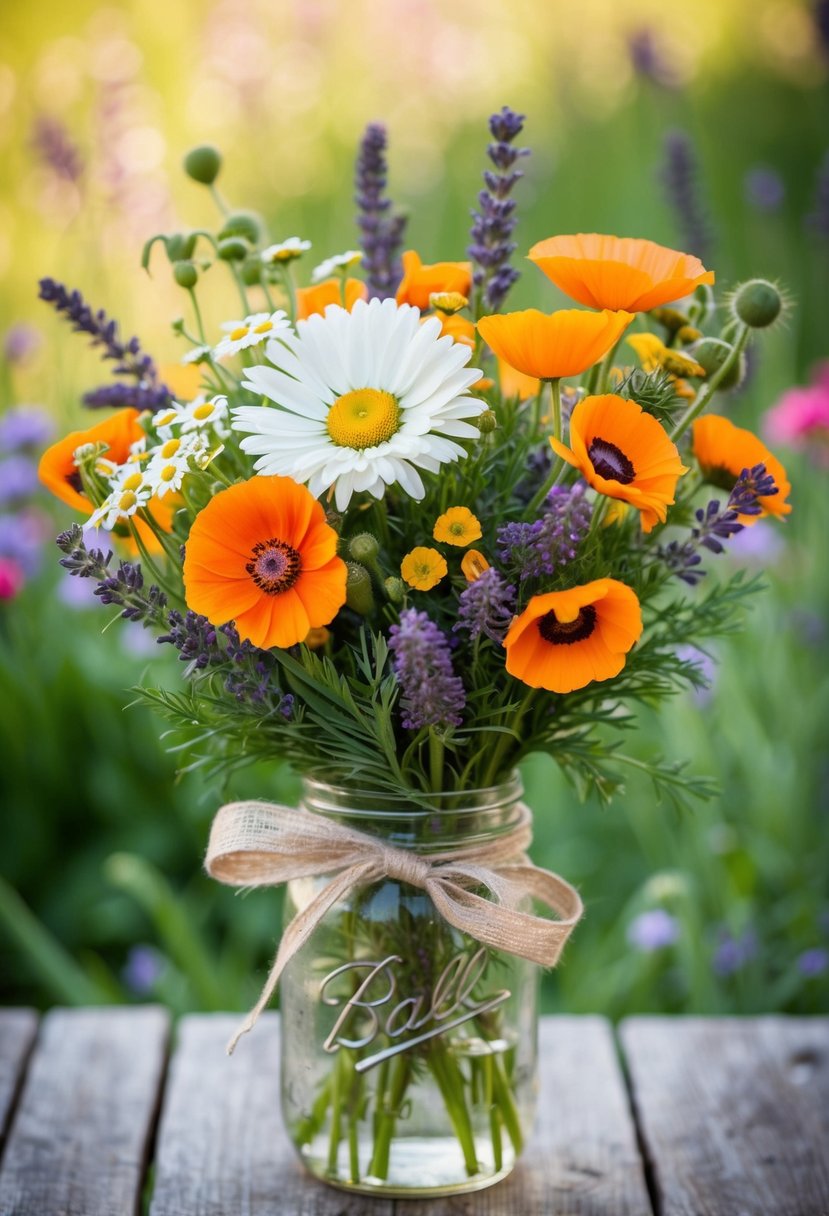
[56,524,167,626]
[468,106,529,312]
[497,483,592,580]
[454,568,516,644]
[660,464,777,584]
[388,609,465,731]
[659,130,713,263]
[38,278,172,413]
[32,115,84,182]
[355,123,407,300]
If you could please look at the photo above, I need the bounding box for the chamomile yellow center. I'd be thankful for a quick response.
[193,403,215,420]
[160,465,177,482]
[326,388,400,450]
[118,490,138,512]
[161,438,181,459]
[121,472,143,492]
[230,325,249,341]
[253,320,273,334]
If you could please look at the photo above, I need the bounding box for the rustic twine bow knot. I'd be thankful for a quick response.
[206,799,584,1054]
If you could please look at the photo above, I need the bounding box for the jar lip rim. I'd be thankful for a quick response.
[300,770,524,814]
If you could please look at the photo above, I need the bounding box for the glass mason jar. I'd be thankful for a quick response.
[279,774,538,1198]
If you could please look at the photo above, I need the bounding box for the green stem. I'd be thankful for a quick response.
[670,324,750,443]
[209,183,229,216]
[230,263,251,315]
[295,1074,333,1146]
[187,288,207,343]
[550,377,562,446]
[490,1054,523,1155]
[483,687,536,787]
[429,1048,479,1176]
[327,1050,344,1173]
[429,729,444,795]
[368,1053,411,1180]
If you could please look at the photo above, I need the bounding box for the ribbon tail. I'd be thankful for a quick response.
[226,859,378,1055]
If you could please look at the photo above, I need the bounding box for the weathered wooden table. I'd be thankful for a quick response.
[0,1009,826,1215]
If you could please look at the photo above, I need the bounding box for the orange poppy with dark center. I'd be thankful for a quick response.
[38,408,145,513]
[692,415,791,523]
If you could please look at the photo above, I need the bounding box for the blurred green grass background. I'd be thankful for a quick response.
[1,0,827,1017]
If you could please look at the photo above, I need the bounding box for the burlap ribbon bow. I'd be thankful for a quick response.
[206,799,584,1054]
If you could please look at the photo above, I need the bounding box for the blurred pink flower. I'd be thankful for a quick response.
[0,557,25,600]
[764,362,829,463]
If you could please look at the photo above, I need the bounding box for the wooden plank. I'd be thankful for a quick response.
[402,1015,653,1216]
[0,1009,38,1153]
[621,1016,829,1216]
[0,1006,169,1216]
[149,1013,392,1216]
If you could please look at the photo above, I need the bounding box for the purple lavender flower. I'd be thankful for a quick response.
[713,927,757,977]
[32,115,84,182]
[388,608,465,730]
[627,908,679,952]
[121,944,164,996]
[38,278,171,414]
[744,165,785,214]
[0,456,39,505]
[0,406,53,452]
[627,28,681,88]
[0,510,48,577]
[468,106,529,312]
[159,609,222,676]
[496,483,592,579]
[455,568,516,643]
[660,130,713,263]
[354,123,407,300]
[676,643,717,708]
[3,324,41,366]
[798,947,829,978]
[56,524,167,627]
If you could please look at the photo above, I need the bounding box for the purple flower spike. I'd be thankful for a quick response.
[797,947,829,977]
[660,130,713,263]
[354,123,407,300]
[496,483,592,579]
[468,106,529,312]
[389,608,465,731]
[627,908,679,952]
[455,568,516,643]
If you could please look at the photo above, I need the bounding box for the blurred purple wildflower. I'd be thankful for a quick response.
[806,149,829,239]
[797,947,829,977]
[628,908,679,952]
[677,644,717,708]
[728,519,785,564]
[468,105,529,312]
[744,165,785,214]
[455,568,516,643]
[659,130,714,263]
[32,115,84,182]
[121,944,164,996]
[0,406,54,452]
[389,608,465,730]
[355,123,407,300]
[627,28,682,88]
[56,524,167,627]
[497,483,592,579]
[0,456,39,505]
[3,325,41,366]
[0,510,49,577]
[713,927,757,977]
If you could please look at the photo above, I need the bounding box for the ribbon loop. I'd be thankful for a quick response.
[205,799,583,1054]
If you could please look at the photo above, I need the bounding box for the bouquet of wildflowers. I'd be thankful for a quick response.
[38,108,791,1194]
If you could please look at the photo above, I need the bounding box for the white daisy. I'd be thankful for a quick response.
[213,310,291,360]
[311,250,363,284]
[88,467,150,529]
[176,394,230,435]
[261,237,312,264]
[182,343,211,365]
[234,298,485,511]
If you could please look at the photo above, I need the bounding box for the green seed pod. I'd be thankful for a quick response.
[676,325,702,345]
[345,563,375,615]
[384,576,405,605]
[220,210,262,244]
[692,337,744,390]
[217,236,250,262]
[183,144,222,186]
[173,260,198,289]
[732,279,782,329]
[477,410,498,434]
[348,532,380,564]
[240,257,262,286]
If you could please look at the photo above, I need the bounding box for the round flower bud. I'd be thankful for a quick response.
[384,576,405,604]
[732,279,782,329]
[217,236,250,262]
[676,325,702,345]
[345,563,375,615]
[477,410,498,434]
[240,257,262,286]
[183,145,222,186]
[692,337,745,390]
[173,260,198,289]
[220,211,262,244]
[348,532,380,564]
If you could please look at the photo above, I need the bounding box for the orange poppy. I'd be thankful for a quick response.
[296,277,367,320]
[692,415,791,522]
[498,358,540,401]
[550,394,687,532]
[395,251,472,311]
[183,475,348,649]
[39,408,145,513]
[477,309,633,381]
[528,234,715,313]
[504,578,642,694]
[437,312,476,349]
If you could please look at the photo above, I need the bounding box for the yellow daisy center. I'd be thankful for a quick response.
[121,472,143,492]
[230,325,249,341]
[326,388,400,450]
[253,320,273,334]
[161,438,181,459]
[160,465,177,482]
[155,410,178,427]
[118,490,137,512]
[193,403,215,420]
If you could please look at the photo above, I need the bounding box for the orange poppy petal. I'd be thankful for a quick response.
[478,309,632,381]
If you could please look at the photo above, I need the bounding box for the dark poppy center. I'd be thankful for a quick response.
[588,436,635,484]
[246,538,301,595]
[704,463,737,494]
[537,604,597,645]
[65,470,84,494]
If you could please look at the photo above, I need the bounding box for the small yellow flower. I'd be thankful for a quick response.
[304,626,331,649]
[461,549,490,582]
[433,506,482,547]
[401,547,448,591]
[627,333,706,380]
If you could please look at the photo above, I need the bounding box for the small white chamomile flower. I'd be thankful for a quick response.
[182,344,211,365]
[213,311,291,360]
[177,395,230,435]
[88,468,150,529]
[311,250,363,284]
[145,433,209,498]
[261,238,312,264]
